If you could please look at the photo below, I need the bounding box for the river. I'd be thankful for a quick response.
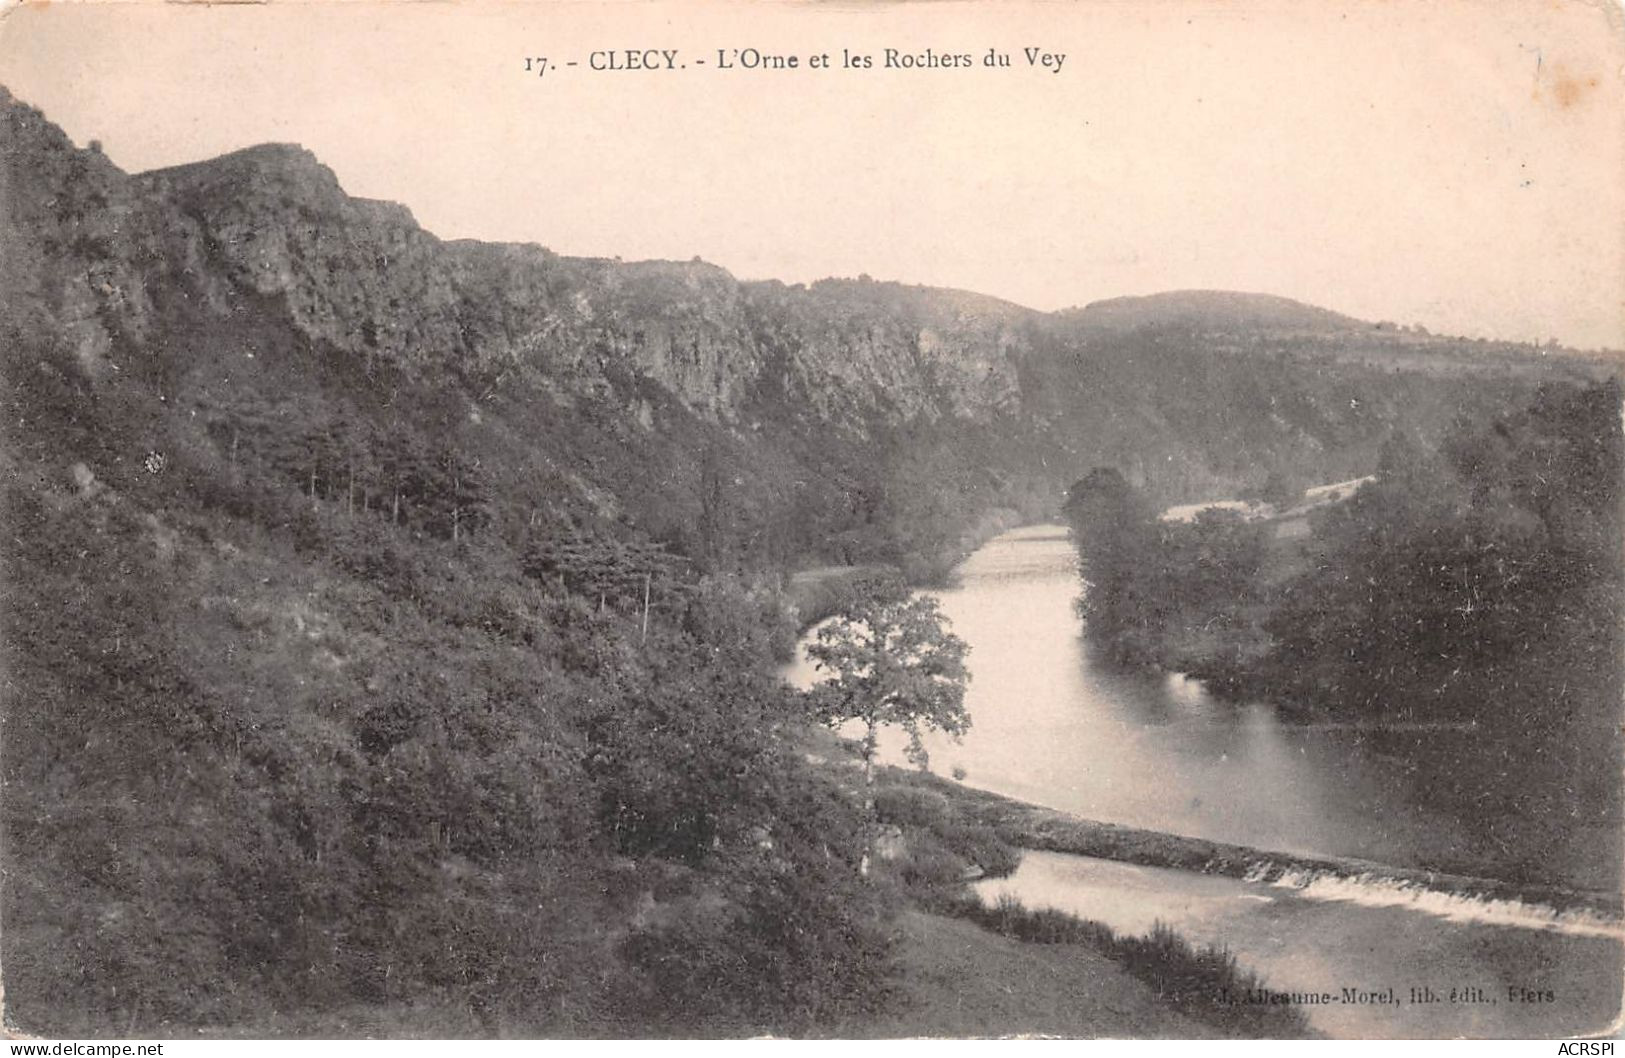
[784,524,1623,1038]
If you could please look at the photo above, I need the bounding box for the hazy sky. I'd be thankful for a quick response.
[2,0,1622,348]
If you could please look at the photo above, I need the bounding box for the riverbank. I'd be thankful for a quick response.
[849,909,1220,1038]
[795,726,1312,1036]
[882,765,1623,921]
[784,507,1035,629]
[862,760,1621,1036]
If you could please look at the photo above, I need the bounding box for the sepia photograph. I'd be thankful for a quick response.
[0,0,1621,1042]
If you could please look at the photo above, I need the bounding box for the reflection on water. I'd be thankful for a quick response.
[785,524,1617,891]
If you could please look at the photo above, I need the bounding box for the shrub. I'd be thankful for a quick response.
[935,820,1024,879]
[873,785,951,829]
[619,762,897,1036]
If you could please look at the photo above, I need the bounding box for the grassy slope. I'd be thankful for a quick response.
[852,910,1215,1039]
[184,909,1216,1039]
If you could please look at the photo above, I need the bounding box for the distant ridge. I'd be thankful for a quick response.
[1071,290,1364,334]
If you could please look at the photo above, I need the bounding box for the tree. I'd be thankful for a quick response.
[805,574,969,875]
[1062,467,1157,662]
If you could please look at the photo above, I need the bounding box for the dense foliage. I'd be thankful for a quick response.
[1067,380,1621,717]
[1063,380,1624,887]
[1,342,895,1035]
[1063,468,1271,669]
[1263,382,1622,720]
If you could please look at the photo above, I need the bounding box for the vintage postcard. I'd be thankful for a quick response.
[0,0,1621,1043]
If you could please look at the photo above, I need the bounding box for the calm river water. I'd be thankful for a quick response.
[785,525,1623,1037]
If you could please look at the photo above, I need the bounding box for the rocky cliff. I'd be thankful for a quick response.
[1,84,1606,577]
[12,103,1032,429]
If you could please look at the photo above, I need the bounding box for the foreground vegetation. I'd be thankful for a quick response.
[3,461,901,1035]
[0,412,1311,1037]
[953,898,1310,1038]
[853,910,1217,1038]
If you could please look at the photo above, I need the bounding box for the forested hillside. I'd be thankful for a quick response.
[1063,380,1623,889]
[1065,380,1622,719]
[1,82,1615,1034]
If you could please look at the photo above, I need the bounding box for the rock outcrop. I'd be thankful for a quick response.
[2,83,1604,574]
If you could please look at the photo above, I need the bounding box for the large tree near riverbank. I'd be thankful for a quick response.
[806,574,971,875]
[1063,467,1161,663]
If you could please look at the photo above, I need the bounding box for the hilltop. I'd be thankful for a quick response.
[1069,289,1361,334]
